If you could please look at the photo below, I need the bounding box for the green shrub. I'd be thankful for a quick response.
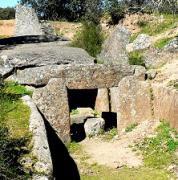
[0,125,30,179]
[154,37,172,49]
[135,121,178,168]
[125,123,138,132]
[129,51,145,66]
[71,21,104,57]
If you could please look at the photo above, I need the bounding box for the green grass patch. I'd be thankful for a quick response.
[100,128,118,141]
[0,81,32,179]
[67,141,82,154]
[135,121,178,168]
[70,109,79,115]
[154,37,172,49]
[129,50,145,66]
[0,35,10,39]
[125,123,138,133]
[81,165,174,180]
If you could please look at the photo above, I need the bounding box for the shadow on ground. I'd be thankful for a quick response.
[44,119,80,180]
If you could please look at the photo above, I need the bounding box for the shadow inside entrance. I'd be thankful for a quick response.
[44,119,80,180]
[102,112,117,130]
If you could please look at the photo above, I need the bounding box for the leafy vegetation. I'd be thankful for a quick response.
[128,50,145,66]
[135,122,178,168]
[137,14,178,36]
[0,81,32,179]
[70,109,79,115]
[67,141,82,154]
[125,123,138,132]
[0,7,15,20]
[100,128,117,141]
[154,37,172,49]
[71,21,104,57]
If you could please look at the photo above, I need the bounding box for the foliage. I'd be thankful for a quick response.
[129,50,145,66]
[67,141,82,154]
[20,0,103,22]
[135,121,178,168]
[138,14,178,36]
[0,82,32,179]
[125,123,138,132]
[70,109,79,115]
[101,128,117,141]
[105,0,126,24]
[0,7,15,20]
[0,126,30,179]
[71,21,104,57]
[154,37,172,49]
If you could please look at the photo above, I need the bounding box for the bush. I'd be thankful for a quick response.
[71,21,104,57]
[0,8,15,20]
[0,125,30,179]
[129,50,145,66]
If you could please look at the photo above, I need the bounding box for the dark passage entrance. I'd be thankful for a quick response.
[68,89,98,142]
[102,112,117,130]
[67,89,98,111]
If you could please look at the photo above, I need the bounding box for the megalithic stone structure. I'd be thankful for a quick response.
[15,4,56,37]
[15,4,44,36]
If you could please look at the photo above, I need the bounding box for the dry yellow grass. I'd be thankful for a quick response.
[0,20,15,36]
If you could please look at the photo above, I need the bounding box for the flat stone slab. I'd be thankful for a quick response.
[0,42,94,68]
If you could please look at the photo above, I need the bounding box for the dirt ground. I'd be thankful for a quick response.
[72,120,160,169]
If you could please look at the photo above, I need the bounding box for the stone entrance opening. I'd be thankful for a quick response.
[68,89,98,111]
[68,89,98,142]
[102,112,117,130]
[67,89,117,142]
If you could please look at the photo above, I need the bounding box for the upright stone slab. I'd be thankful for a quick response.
[15,5,43,36]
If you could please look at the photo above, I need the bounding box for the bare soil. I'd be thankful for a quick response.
[73,120,160,169]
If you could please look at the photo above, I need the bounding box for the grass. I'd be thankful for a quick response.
[67,141,82,154]
[0,81,32,179]
[138,14,178,36]
[0,35,9,39]
[154,37,172,49]
[168,80,178,90]
[135,121,178,168]
[100,128,118,141]
[125,123,138,132]
[128,50,145,66]
[81,166,174,180]
[70,109,79,115]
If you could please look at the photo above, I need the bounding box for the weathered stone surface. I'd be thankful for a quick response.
[0,43,94,68]
[0,55,13,77]
[146,69,157,80]
[7,65,64,86]
[15,5,43,36]
[84,118,105,137]
[152,84,178,131]
[32,78,71,143]
[110,77,153,132]
[98,25,129,65]
[70,108,95,124]
[133,65,146,81]
[95,88,109,113]
[65,65,134,89]
[22,96,53,179]
[164,37,178,52]
[8,64,134,87]
[144,47,170,69]
[132,34,151,51]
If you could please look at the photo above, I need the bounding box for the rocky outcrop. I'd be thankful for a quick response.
[22,95,53,179]
[152,84,178,131]
[84,118,105,137]
[110,77,153,132]
[164,37,178,52]
[98,25,130,65]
